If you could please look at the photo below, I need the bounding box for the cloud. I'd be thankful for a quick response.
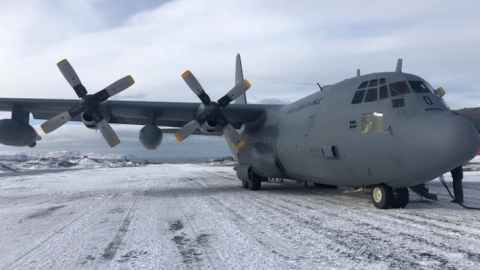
[0,0,480,156]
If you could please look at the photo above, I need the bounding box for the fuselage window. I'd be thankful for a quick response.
[364,88,378,102]
[389,81,411,97]
[351,90,366,104]
[379,85,389,100]
[358,81,369,89]
[361,112,384,133]
[409,81,431,93]
[392,98,405,108]
[379,78,386,85]
[369,79,378,87]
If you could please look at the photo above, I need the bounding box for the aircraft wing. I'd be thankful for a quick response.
[453,108,480,133]
[0,98,280,130]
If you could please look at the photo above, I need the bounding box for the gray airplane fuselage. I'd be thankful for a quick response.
[240,72,479,188]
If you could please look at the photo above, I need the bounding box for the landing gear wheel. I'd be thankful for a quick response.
[371,184,393,209]
[248,168,262,190]
[241,180,249,189]
[391,188,409,209]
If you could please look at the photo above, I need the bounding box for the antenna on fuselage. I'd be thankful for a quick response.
[357,69,360,77]
[395,59,403,73]
[317,82,323,91]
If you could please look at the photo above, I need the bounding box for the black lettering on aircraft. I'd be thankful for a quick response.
[349,120,357,129]
[286,98,323,115]
[423,96,433,105]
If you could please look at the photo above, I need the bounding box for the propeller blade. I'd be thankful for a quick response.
[218,79,251,108]
[57,59,88,98]
[41,111,73,134]
[223,123,245,148]
[174,112,209,142]
[96,119,121,147]
[95,75,135,102]
[40,105,83,134]
[215,112,245,148]
[181,70,211,105]
[174,119,200,142]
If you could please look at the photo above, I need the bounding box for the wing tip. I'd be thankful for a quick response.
[174,132,184,142]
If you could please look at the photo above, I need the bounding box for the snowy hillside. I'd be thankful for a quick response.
[0,151,142,173]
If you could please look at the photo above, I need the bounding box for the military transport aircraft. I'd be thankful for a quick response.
[0,55,479,209]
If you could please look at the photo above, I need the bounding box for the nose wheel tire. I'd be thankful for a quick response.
[391,188,409,208]
[247,168,262,190]
[371,184,393,209]
[241,180,249,189]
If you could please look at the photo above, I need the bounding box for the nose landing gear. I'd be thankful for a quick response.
[371,184,409,209]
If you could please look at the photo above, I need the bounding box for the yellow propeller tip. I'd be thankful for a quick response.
[244,79,251,89]
[236,140,245,148]
[40,124,49,134]
[174,132,184,142]
[109,139,120,148]
[127,75,135,85]
[57,59,68,67]
[181,70,191,78]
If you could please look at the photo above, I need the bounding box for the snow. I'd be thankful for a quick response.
[0,158,480,269]
[0,151,142,173]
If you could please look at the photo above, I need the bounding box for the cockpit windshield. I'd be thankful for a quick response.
[389,81,411,97]
[409,81,433,93]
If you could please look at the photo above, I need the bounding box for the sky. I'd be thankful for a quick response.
[0,0,479,158]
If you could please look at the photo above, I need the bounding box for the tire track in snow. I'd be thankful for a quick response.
[180,176,324,269]
[2,193,116,270]
[199,171,480,269]
[168,180,227,270]
[253,183,480,269]
[102,192,142,260]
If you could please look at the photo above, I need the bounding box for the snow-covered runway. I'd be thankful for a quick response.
[1,164,480,270]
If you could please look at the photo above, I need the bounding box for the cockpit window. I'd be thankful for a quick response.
[352,90,366,104]
[379,85,388,100]
[364,88,378,102]
[358,81,368,89]
[389,81,411,97]
[368,79,378,87]
[379,78,386,85]
[409,81,431,93]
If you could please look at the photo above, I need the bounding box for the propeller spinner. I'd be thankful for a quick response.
[175,70,250,148]
[41,59,135,147]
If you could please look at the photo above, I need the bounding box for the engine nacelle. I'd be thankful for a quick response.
[81,113,97,130]
[0,119,41,147]
[139,125,163,150]
[196,104,221,133]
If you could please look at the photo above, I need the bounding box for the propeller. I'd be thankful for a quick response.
[174,70,250,148]
[41,59,135,147]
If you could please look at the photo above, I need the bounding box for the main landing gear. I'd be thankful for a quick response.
[371,184,409,209]
[241,168,265,190]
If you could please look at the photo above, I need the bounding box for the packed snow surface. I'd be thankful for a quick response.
[1,160,480,269]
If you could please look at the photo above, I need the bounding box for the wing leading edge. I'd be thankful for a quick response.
[0,98,279,130]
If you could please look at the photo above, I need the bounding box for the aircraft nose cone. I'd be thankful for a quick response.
[397,111,479,183]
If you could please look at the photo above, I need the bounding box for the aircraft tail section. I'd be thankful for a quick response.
[235,53,247,104]
[226,54,247,162]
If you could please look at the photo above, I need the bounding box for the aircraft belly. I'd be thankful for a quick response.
[341,133,407,186]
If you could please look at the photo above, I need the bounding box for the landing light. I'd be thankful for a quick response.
[373,112,383,117]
